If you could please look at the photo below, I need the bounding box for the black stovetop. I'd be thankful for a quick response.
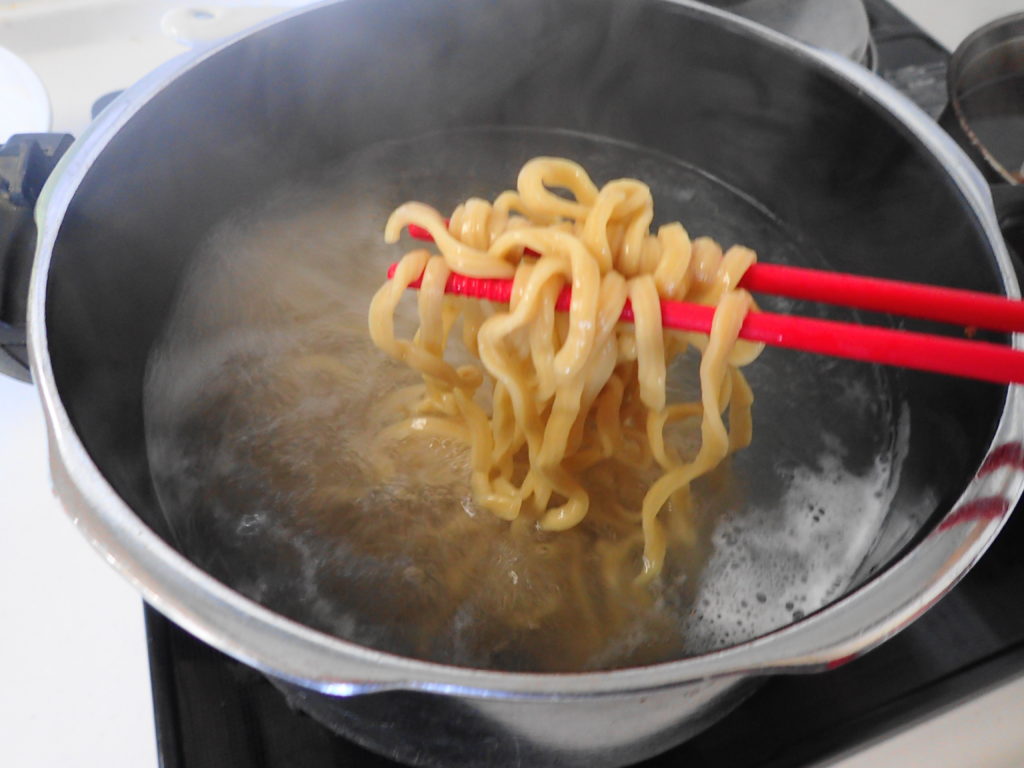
[145,4,1024,767]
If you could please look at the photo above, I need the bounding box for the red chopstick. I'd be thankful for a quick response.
[385,262,1024,385]
[405,223,1024,334]
[742,263,1024,334]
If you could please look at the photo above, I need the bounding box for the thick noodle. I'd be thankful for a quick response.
[369,157,762,582]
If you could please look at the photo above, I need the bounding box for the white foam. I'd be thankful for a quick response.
[681,405,909,652]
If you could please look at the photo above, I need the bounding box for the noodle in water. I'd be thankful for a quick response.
[369,157,763,583]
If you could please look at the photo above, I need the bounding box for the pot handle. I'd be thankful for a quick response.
[0,133,74,382]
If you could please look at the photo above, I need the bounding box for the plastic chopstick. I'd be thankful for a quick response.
[386,261,1024,385]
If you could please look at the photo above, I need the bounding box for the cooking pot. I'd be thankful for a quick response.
[4,0,1024,765]
[939,12,1024,262]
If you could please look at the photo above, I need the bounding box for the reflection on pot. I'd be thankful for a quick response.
[700,0,872,64]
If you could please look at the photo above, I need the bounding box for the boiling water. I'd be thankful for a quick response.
[144,128,907,671]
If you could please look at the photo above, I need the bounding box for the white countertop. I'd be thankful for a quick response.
[1,1,1022,766]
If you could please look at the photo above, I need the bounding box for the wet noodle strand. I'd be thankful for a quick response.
[369,157,762,582]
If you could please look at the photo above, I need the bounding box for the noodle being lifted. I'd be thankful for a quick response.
[369,157,763,582]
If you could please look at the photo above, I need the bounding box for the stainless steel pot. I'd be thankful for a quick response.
[945,11,1024,186]
[8,0,1024,765]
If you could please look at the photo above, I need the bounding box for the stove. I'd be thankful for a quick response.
[140,4,1024,767]
[2,2,1023,767]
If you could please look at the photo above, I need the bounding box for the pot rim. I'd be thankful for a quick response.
[26,0,1024,699]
